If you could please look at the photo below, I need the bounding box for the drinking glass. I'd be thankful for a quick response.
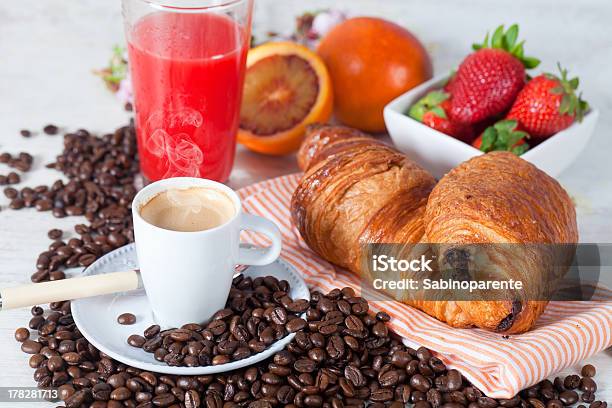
[122,0,253,182]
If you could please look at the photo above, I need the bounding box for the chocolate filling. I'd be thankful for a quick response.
[496,299,523,331]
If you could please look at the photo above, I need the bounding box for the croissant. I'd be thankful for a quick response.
[424,151,578,332]
[292,125,436,274]
[291,125,578,333]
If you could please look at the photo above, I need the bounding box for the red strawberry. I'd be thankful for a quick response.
[422,111,475,143]
[472,119,529,155]
[507,64,589,139]
[408,90,475,142]
[450,24,540,125]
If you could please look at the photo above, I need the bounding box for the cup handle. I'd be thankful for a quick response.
[237,214,282,266]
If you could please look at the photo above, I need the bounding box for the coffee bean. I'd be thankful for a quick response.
[429,356,447,373]
[78,253,96,266]
[581,364,596,377]
[62,351,81,365]
[28,353,46,369]
[7,172,20,185]
[580,377,597,393]
[91,383,111,400]
[528,399,546,408]
[478,397,499,408]
[208,320,227,336]
[39,320,57,336]
[184,389,200,408]
[110,386,131,400]
[47,228,63,239]
[379,370,400,387]
[547,400,564,408]
[43,124,59,135]
[21,339,42,354]
[371,388,394,402]
[3,187,18,199]
[35,198,53,211]
[559,390,579,405]
[212,355,230,365]
[234,347,252,360]
[287,299,310,313]
[14,327,30,342]
[319,322,338,335]
[47,355,65,372]
[344,365,365,387]
[57,384,75,401]
[144,324,160,339]
[294,358,317,373]
[410,374,431,392]
[65,389,88,407]
[232,325,250,342]
[10,197,25,209]
[143,336,163,353]
[117,312,136,325]
[128,335,146,348]
[286,317,307,333]
[344,315,364,331]
[564,374,580,389]
[269,307,287,325]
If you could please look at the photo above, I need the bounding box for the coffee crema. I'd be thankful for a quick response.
[139,187,235,232]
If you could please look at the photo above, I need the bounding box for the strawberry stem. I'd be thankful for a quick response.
[407,91,450,122]
[472,24,540,69]
[478,120,530,155]
[546,63,589,122]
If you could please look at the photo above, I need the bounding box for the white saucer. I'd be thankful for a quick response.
[71,243,310,375]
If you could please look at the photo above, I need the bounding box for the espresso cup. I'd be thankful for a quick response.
[132,177,282,328]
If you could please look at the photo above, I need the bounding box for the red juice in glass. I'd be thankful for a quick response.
[126,10,249,182]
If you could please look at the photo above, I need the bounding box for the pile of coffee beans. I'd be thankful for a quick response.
[127,275,309,367]
[0,151,33,172]
[0,150,33,187]
[4,124,139,283]
[14,287,607,408]
[6,124,609,407]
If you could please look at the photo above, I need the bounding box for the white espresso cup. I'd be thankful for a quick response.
[132,177,282,328]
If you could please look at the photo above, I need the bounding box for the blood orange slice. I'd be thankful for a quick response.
[238,42,333,155]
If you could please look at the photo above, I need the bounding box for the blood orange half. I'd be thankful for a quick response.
[238,42,333,155]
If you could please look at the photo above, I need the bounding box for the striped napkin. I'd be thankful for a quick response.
[237,174,612,399]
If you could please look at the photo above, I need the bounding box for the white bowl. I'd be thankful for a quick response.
[383,74,599,179]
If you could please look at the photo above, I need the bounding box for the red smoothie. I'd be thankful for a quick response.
[128,12,248,182]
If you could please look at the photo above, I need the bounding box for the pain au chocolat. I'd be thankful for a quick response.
[291,125,577,333]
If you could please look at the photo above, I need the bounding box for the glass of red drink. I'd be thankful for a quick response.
[122,0,253,182]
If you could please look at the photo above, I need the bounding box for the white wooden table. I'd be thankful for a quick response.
[0,1,610,406]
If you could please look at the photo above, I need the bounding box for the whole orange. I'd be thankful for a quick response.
[317,17,432,133]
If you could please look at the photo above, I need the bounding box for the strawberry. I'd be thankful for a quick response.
[507,64,589,139]
[408,90,475,142]
[422,110,475,143]
[472,119,529,155]
[450,24,540,125]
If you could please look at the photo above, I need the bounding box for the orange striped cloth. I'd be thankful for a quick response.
[237,174,612,399]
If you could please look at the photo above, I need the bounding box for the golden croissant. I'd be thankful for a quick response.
[291,125,578,333]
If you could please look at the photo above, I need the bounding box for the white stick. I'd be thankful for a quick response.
[0,271,141,310]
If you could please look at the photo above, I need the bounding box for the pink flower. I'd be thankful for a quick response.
[311,9,348,38]
[116,76,133,104]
